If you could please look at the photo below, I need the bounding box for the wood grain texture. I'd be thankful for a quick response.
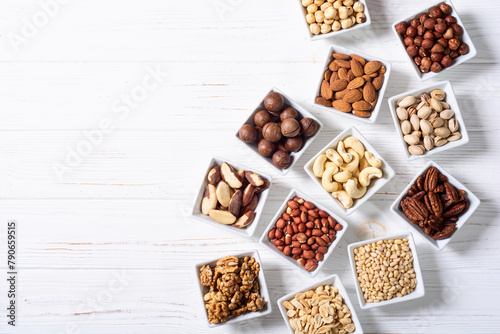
[0,0,499,333]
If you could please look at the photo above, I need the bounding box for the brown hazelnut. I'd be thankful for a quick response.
[439,2,452,15]
[458,43,469,55]
[407,45,419,57]
[423,31,435,40]
[443,47,451,55]
[406,26,417,37]
[258,139,275,157]
[431,52,443,62]
[264,92,284,115]
[429,6,443,18]
[280,107,298,121]
[420,64,430,73]
[431,62,442,73]
[414,36,423,47]
[281,118,300,137]
[262,122,282,143]
[395,22,408,35]
[450,50,460,59]
[285,136,303,152]
[254,110,272,128]
[410,19,420,28]
[435,21,448,34]
[404,36,414,47]
[272,150,291,169]
[238,124,258,143]
[417,25,426,36]
[422,38,434,50]
[300,118,318,137]
[441,55,452,67]
[451,23,463,35]
[444,15,457,25]
[419,47,430,58]
[443,27,454,39]
[414,56,422,66]
[437,37,448,47]
[433,31,443,39]
[421,57,432,70]
[448,38,460,51]
[424,18,436,30]
[431,43,444,53]
[419,14,430,25]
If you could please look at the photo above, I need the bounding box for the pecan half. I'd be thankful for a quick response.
[434,184,445,193]
[401,197,423,224]
[443,201,468,218]
[416,176,425,191]
[424,167,438,192]
[440,193,454,209]
[412,191,426,201]
[438,173,448,182]
[427,192,443,218]
[432,223,456,240]
[444,181,459,203]
[428,215,443,231]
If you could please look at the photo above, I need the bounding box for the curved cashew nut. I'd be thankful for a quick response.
[337,141,352,163]
[340,149,360,172]
[358,167,383,187]
[333,170,352,183]
[332,190,353,209]
[313,154,327,177]
[359,157,370,171]
[364,151,382,168]
[322,166,341,192]
[352,169,360,179]
[344,178,367,199]
[325,161,337,169]
[325,148,343,166]
[344,136,365,159]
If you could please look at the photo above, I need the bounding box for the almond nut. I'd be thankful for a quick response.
[201,184,217,215]
[372,74,385,90]
[363,81,376,103]
[209,210,236,225]
[343,89,362,103]
[352,100,372,111]
[316,96,332,107]
[353,110,372,118]
[321,80,333,99]
[364,60,382,74]
[351,59,364,77]
[216,180,232,207]
[349,54,366,65]
[220,162,243,189]
[334,59,351,68]
[337,67,349,80]
[347,77,365,90]
[334,89,349,100]
[330,79,349,92]
[332,100,352,112]
[332,53,351,60]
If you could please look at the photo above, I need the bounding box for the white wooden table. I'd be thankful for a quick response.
[0,0,499,333]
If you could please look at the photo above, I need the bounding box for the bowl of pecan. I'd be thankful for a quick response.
[313,45,391,123]
[195,250,272,327]
[277,274,363,333]
[390,161,480,250]
[391,0,477,81]
[259,189,348,277]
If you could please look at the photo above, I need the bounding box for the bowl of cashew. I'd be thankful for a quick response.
[304,126,395,216]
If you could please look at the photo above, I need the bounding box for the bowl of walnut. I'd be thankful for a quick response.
[194,250,272,327]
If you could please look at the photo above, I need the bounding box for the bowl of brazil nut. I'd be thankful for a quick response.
[195,249,272,327]
[388,80,469,159]
[392,0,477,81]
[347,232,425,309]
[278,274,363,333]
[304,126,395,216]
[298,0,371,41]
[259,189,348,277]
[236,88,323,175]
[313,45,391,123]
[390,161,480,251]
[192,157,272,237]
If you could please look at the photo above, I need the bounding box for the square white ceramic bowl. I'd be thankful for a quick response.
[194,249,272,327]
[297,0,371,41]
[390,161,481,251]
[304,126,395,216]
[236,87,323,175]
[259,189,348,278]
[191,156,272,237]
[388,80,469,160]
[347,232,425,309]
[313,45,392,123]
[391,0,477,81]
[277,274,363,334]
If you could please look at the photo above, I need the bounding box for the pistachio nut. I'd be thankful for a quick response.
[420,119,433,135]
[407,106,417,117]
[424,136,434,151]
[448,118,459,133]
[412,130,422,138]
[410,114,420,131]
[434,137,448,147]
[404,134,420,145]
[398,96,416,108]
[416,100,427,110]
[430,89,446,101]
[431,117,445,128]
[408,145,425,155]
[430,97,443,112]
[441,101,450,109]
[401,120,412,135]
[448,132,462,142]
[396,107,408,120]
[440,109,455,120]
[417,106,432,119]
[420,93,431,106]
[435,127,451,138]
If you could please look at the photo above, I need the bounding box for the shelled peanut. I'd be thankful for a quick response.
[316,52,385,118]
[395,89,461,155]
[312,136,383,209]
[267,196,343,272]
[201,162,269,228]
[301,0,366,36]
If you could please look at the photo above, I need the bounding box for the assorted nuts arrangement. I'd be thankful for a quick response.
[395,2,469,73]
[268,196,343,272]
[238,91,319,170]
[400,166,469,240]
[301,0,367,36]
[312,136,384,209]
[283,285,356,333]
[199,255,265,323]
[353,238,417,303]
[395,89,461,155]
[201,162,269,228]
[316,52,386,118]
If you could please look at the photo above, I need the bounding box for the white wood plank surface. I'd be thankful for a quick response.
[0,0,499,333]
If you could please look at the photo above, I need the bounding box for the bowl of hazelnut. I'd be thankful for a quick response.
[236,88,323,175]
[298,0,371,41]
[392,0,477,81]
